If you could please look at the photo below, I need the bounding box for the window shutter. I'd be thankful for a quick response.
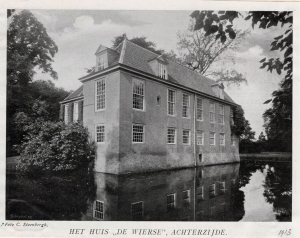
[79,100,84,122]
[69,103,73,123]
[59,104,64,121]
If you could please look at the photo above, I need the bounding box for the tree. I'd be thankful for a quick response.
[7,10,58,87]
[7,10,59,156]
[176,23,248,86]
[190,11,292,151]
[111,34,165,54]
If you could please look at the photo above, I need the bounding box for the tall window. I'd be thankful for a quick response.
[158,63,167,79]
[167,89,176,115]
[183,130,190,145]
[209,184,216,198]
[209,132,215,145]
[209,102,215,123]
[230,108,234,125]
[182,94,190,118]
[167,128,176,144]
[167,194,176,211]
[231,134,235,145]
[94,200,104,220]
[197,131,204,145]
[132,124,144,143]
[133,78,145,110]
[197,97,203,121]
[96,125,105,143]
[219,105,225,124]
[96,79,105,111]
[220,133,225,146]
[64,104,69,123]
[219,182,226,195]
[97,53,106,70]
[132,202,143,221]
[182,190,190,206]
[73,102,78,122]
[196,186,204,202]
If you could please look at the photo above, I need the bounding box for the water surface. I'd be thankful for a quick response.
[6,160,292,221]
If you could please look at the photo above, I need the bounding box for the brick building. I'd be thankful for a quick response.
[60,38,239,174]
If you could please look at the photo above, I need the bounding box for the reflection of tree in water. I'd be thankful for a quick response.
[6,171,96,220]
[263,162,292,221]
[239,161,265,188]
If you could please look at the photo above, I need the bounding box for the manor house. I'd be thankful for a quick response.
[60,38,239,174]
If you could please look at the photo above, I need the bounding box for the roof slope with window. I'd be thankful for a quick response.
[77,39,236,104]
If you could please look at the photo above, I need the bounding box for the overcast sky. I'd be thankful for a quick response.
[30,10,287,138]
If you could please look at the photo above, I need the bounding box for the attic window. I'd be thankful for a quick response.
[97,53,107,71]
[158,63,167,79]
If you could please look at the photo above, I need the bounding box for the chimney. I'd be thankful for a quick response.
[211,82,225,99]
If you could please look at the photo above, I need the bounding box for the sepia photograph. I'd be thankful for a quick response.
[6,9,292,223]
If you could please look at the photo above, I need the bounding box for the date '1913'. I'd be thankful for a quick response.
[278,229,291,236]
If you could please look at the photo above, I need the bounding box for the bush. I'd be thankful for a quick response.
[18,121,95,172]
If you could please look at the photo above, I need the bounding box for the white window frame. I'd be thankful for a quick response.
[220,133,225,146]
[209,102,215,123]
[182,93,190,118]
[231,134,235,146]
[95,124,105,143]
[219,105,225,124]
[167,193,176,211]
[167,89,176,116]
[64,104,69,123]
[95,78,106,112]
[132,124,145,143]
[196,186,204,202]
[131,201,144,221]
[132,78,145,111]
[182,189,191,206]
[197,97,203,121]
[197,131,204,145]
[230,108,234,125]
[219,181,226,195]
[97,52,107,71]
[209,132,215,145]
[167,128,176,144]
[209,184,216,198]
[93,200,104,220]
[73,102,79,122]
[182,130,190,145]
[158,62,167,79]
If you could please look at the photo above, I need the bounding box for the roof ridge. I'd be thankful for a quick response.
[119,39,127,64]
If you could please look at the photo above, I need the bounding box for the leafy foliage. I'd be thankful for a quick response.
[176,23,248,86]
[191,11,292,151]
[7,10,58,86]
[18,122,95,172]
[112,33,165,54]
[7,10,61,156]
[7,171,96,220]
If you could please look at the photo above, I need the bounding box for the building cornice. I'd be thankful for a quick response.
[60,96,84,104]
[78,63,239,107]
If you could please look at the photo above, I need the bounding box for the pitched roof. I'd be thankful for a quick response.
[63,85,83,102]
[121,40,235,104]
[79,39,235,104]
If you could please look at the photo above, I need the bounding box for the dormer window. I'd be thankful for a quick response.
[158,63,167,79]
[97,53,107,71]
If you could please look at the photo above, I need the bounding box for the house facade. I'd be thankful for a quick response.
[60,38,239,175]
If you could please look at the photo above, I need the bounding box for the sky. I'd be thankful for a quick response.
[30,10,287,138]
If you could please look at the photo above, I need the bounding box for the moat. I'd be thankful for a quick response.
[6,159,292,221]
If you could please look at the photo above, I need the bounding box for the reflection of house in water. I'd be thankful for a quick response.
[82,163,244,221]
